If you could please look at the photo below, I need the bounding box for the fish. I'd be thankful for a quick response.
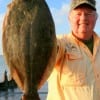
[2,0,57,100]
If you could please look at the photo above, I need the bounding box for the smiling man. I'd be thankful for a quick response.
[47,0,100,100]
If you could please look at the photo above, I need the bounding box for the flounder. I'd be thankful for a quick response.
[2,0,57,99]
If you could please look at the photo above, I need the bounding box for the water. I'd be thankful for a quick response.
[0,86,48,100]
[0,83,48,100]
[0,55,11,82]
[0,55,48,100]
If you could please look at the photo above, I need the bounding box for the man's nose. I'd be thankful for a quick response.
[80,13,88,20]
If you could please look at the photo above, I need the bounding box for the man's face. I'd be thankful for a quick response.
[69,5,97,40]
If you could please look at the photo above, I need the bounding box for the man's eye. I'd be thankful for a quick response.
[76,13,81,15]
[87,13,93,16]
[74,13,81,17]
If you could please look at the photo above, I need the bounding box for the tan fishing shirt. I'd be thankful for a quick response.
[47,33,100,100]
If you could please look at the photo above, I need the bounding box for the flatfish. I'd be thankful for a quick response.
[2,0,57,99]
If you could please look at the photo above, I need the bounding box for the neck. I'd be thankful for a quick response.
[72,32,93,42]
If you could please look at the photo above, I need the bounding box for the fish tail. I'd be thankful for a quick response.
[21,93,40,100]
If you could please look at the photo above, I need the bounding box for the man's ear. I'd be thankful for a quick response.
[68,12,71,21]
[96,12,98,20]
[68,11,72,22]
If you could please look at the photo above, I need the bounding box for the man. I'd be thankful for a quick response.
[47,0,100,100]
[8,0,100,100]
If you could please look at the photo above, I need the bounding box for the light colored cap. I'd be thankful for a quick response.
[70,0,96,11]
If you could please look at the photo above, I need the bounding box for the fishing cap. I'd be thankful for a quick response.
[70,0,96,11]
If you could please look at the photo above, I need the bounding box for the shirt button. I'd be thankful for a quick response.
[97,74,99,78]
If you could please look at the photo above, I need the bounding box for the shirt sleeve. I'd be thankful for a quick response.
[55,38,66,69]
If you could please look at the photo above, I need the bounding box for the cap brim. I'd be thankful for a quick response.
[72,1,96,10]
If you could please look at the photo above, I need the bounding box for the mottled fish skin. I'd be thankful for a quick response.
[2,0,57,100]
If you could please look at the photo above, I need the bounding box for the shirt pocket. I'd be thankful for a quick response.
[60,53,87,87]
[94,63,100,90]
